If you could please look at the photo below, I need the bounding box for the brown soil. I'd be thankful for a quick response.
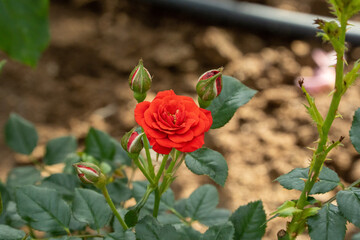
[1,0,360,238]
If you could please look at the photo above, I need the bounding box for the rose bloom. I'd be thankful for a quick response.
[134,90,213,154]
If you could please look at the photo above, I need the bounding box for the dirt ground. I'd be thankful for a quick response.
[1,0,360,239]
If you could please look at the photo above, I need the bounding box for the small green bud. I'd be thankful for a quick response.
[196,68,223,108]
[121,128,144,156]
[129,59,152,102]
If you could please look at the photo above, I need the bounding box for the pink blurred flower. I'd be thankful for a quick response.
[296,49,336,95]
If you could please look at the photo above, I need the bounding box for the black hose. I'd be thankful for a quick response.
[137,0,360,45]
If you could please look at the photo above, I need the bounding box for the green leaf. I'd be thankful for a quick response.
[85,127,116,161]
[0,224,26,240]
[107,178,132,204]
[207,75,257,129]
[275,167,340,194]
[113,139,132,166]
[197,209,231,226]
[353,232,360,240]
[229,200,266,240]
[185,148,228,186]
[72,188,112,230]
[105,230,136,240]
[43,136,77,165]
[308,203,346,240]
[201,222,234,240]
[337,187,360,227]
[185,184,218,221]
[135,215,181,240]
[0,201,26,228]
[350,108,360,154]
[4,113,38,155]
[15,185,71,232]
[0,0,49,66]
[177,226,202,240]
[6,166,42,197]
[41,174,80,200]
[157,213,181,225]
[48,237,81,240]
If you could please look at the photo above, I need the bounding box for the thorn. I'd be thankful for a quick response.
[325,158,332,161]
[300,178,307,182]
[339,136,345,142]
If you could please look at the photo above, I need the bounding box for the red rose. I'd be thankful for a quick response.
[134,90,213,154]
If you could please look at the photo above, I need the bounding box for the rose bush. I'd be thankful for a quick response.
[134,89,212,154]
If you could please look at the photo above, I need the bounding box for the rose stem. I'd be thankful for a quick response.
[141,128,155,177]
[101,186,128,230]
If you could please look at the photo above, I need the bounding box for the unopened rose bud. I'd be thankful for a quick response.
[129,59,152,103]
[196,68,223,108]
[121,128,144,156]
[73,162,104,186]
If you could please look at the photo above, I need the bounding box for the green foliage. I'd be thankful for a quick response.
[105,230,136,240]
[177,226,202,240]
[41,174,80,200]
[135,215,181,240]
[185,148,228,186]
[85,127,116,161]
[307,204,346,240]
[185,184,218,221]
[4,113,38,155]
[15,185,71,232]
[350,108,360,154]
[337,187,360,228]
[72,188,112,230]
[229,201,266,240]
[207,75,257,129]
[276,167,340,194]
[0,224,26,240]
[6,166,42,197]
[107,178,132,204]
[44,136,77,165]
[201,222,234,240]
[0,0,49,66]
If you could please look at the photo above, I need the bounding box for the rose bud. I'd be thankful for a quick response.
[129,59,152,103]
[121,128,144,156]
[196,68,223,108]
[73,162,103,185]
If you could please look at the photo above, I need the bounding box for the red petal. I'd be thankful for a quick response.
[168,130,194,143]
[134,101,150,126]
[176,134,205,152]
[152,142,172,154]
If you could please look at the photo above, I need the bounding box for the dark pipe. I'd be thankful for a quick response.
[137,0,360,45]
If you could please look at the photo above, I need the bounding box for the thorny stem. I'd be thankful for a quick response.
[286,14,348,239]
[101,186,128,230]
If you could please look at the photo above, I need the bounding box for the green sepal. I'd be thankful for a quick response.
[271,201,302,218]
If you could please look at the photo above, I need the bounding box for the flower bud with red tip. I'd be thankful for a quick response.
[129,59,152,103]
[121,128,144,156]
[196,68,223,108]
[73,162,106,188]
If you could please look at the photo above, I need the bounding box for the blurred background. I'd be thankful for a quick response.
[1,0,360,238]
